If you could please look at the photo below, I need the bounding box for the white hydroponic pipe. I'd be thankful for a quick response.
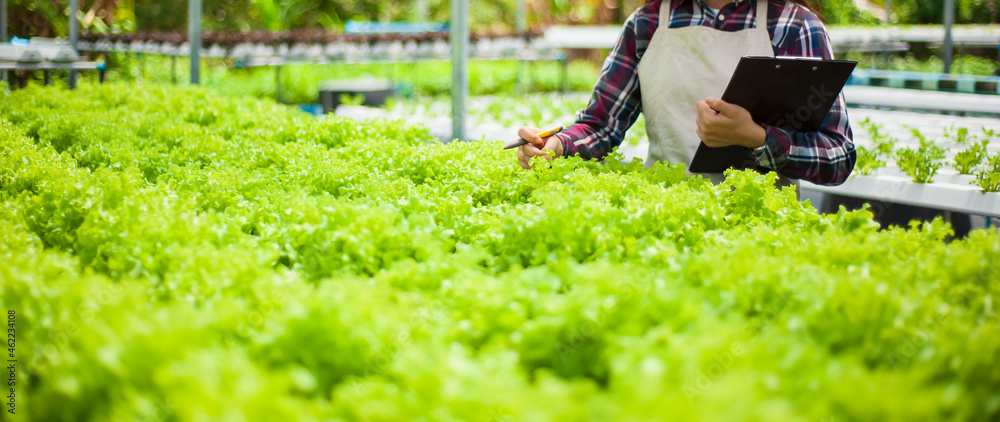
[450,0,469,141]
[189,0,201,84]
[69,0,78,88]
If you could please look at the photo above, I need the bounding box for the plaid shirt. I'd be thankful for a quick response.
[556,0,855,186]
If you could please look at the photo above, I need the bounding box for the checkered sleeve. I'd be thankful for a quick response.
[752,5,856,186]
[556,4,658,161]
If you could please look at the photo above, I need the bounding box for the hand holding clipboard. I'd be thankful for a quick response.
[688,56,857,174]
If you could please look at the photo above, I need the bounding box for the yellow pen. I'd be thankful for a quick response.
[502,126,564,150]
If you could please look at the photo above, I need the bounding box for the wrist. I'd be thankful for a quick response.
[552,134,566,157]
[743,122,767,149]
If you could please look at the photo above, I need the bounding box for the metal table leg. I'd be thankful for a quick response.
[560,55,568,94]
[276,65,282,103]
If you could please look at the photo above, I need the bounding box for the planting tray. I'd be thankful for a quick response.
[319,79,394,114]
[800,172,1000,217]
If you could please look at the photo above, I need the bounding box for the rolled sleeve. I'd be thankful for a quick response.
[754,7,856,186]
[752,124,792,170]
[557,4,657,161]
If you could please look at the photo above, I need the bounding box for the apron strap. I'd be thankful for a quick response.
[663,0,675,26]
[755,0,770,36]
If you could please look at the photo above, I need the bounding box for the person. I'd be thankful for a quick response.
[515,0,855,186]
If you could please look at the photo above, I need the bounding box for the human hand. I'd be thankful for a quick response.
[516,126,565,169]
[695,97,767,149]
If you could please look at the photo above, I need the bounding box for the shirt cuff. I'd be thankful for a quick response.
[752,124,791,171]
[556,133,577,158]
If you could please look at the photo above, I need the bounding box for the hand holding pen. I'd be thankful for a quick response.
[510,126,564,170]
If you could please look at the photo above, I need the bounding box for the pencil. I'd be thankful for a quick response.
[502,126,564,150]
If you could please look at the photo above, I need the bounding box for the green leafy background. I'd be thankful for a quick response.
[1,84,998,421]
[7,0,999,39]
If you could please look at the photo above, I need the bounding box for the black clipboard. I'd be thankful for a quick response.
[687,56,857,174]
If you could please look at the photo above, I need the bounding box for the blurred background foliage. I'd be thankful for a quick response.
[6,0,999,40]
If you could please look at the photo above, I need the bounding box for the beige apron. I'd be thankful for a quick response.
[637,0,780,186]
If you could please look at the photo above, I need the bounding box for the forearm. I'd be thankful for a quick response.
[756,12,856,185]
[556,120,618,161]
[556,8,646,162]
[753,95,856,185]
[557,79,642,161]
